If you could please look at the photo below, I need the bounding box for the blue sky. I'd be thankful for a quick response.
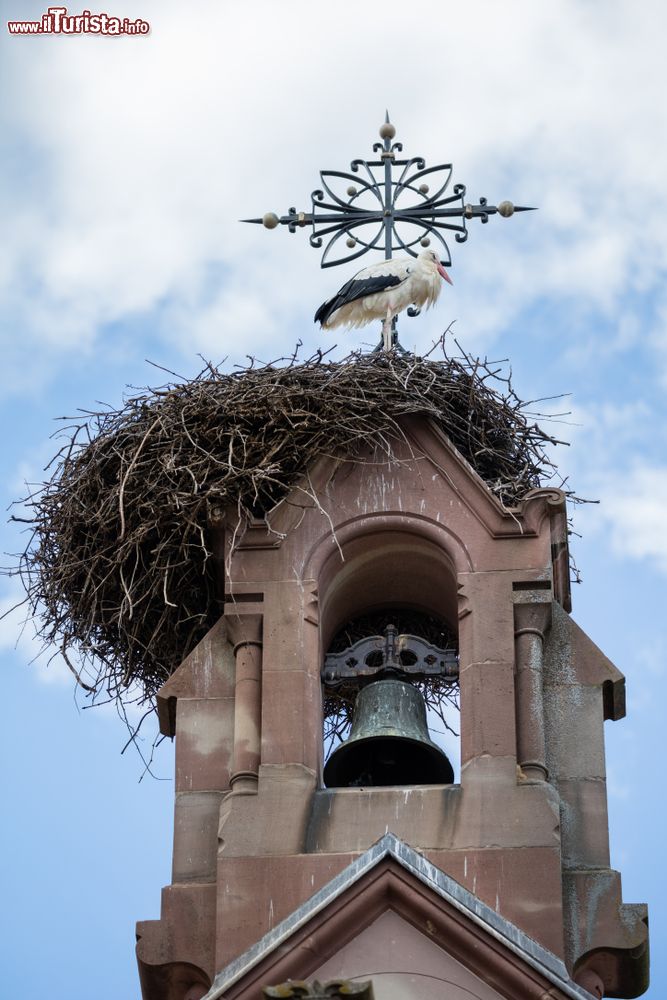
[1,1,665,997]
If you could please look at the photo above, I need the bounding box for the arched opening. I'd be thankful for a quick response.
[318,528,460,787]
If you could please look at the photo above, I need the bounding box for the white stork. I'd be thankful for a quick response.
[314,249,453,350]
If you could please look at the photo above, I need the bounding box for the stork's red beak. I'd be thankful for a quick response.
[437,261,453,284]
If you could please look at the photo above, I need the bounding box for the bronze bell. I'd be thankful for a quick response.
[323,678,454,788]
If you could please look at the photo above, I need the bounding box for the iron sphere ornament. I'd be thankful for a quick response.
[379,119,396,140]
[262,212,280,229]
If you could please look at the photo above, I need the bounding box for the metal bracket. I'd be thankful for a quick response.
[322,623,459,685]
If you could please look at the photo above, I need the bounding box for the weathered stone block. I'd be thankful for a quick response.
[173,791,222,883]
[175,697,234,793]
[459,660,516,761]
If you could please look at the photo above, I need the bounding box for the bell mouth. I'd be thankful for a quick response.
[323,734,454,788]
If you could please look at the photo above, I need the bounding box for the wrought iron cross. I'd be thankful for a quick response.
[243,112,535,271]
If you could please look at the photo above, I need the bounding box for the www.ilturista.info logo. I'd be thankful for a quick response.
[7,7,150,34]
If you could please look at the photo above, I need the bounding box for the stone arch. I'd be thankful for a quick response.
[303,512,470,649]
[309,514,463,787]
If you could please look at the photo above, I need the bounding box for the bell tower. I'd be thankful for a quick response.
[135,382,648,1000]
[134,120,648,1000]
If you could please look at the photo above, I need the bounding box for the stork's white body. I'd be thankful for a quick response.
[314,250,452,349]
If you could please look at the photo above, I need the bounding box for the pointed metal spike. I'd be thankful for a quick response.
[513,206,538,213]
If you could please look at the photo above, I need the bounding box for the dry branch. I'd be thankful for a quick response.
[8,342,574,716]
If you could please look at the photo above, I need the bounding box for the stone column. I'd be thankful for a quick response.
[226,613,263,794]
[513,598,552,781]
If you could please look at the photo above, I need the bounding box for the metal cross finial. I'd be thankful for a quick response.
[243,113,535,270]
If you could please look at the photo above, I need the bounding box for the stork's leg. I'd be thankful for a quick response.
[382,307,393,351]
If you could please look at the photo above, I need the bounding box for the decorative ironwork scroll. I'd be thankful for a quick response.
[243,113,534,270]
[323,624,459,686]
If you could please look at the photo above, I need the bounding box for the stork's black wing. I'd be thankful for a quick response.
[314,273,403,326]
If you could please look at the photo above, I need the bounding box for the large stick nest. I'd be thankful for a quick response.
[11,343,571,711]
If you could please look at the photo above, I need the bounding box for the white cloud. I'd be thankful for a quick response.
[564,396,667,571]
[524,390,667,580]
[595,466,667,572]
[2,0,667,379]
